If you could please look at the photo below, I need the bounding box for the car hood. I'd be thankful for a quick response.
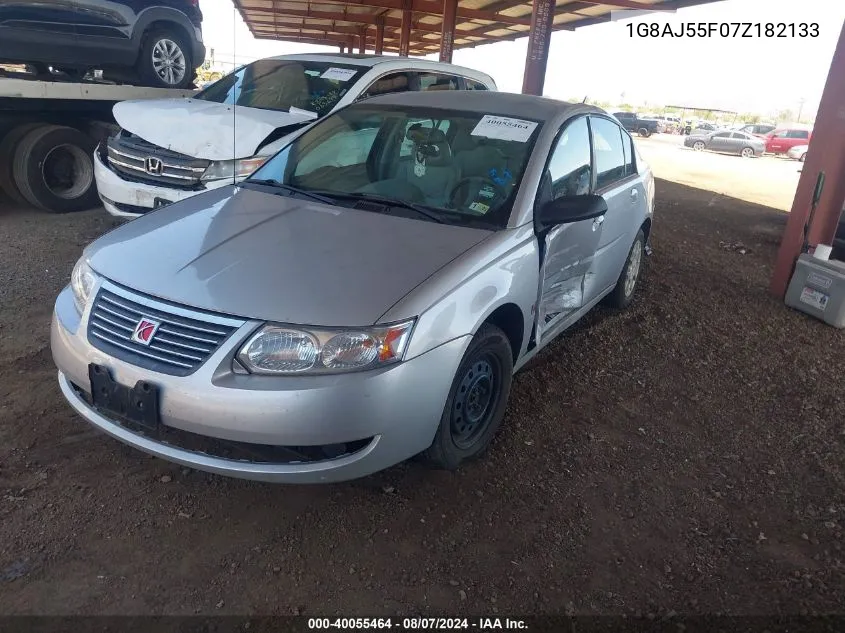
[112,98,317,161]
[85,186,491,326]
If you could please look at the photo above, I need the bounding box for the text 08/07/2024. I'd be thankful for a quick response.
[628,22,819,38]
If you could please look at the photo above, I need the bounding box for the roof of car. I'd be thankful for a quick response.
[355,90,597,121]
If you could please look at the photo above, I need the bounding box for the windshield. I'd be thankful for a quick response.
[194,59,368,117]
[248,105,542,228]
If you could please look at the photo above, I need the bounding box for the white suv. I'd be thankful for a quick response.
[94,53,497,217]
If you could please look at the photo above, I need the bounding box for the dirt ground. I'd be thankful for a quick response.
[1,173,844,617]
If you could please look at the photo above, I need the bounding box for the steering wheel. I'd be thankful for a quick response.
[449,177,508,212]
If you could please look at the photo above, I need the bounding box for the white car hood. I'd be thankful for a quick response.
[112,98,317,161]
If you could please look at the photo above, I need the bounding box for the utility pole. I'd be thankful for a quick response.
[797,97,806,123]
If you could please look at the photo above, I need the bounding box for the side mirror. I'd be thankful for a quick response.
[537,194,608,229]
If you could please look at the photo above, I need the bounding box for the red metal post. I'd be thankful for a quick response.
[521,0,554,95]
[375,17,385,54]
[771,19,845,297]
[358,26,367,53]
[339,44,345,54]
[439,0,457,62]
[399,0,412,57]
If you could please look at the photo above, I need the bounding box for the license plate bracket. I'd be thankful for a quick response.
[88,364,161,431]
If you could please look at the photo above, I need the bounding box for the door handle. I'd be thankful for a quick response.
[630,189,638,202]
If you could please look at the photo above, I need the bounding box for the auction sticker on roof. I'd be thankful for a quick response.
[799,286,829,311]
[471,115,538,142]
[320,67,357,81]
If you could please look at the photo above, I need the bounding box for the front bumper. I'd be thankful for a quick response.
[51,283,468,483]
[94,151,230,218]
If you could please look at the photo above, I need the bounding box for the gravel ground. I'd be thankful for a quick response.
[0,180,843,616]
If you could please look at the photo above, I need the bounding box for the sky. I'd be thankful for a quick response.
[198,0,845,119]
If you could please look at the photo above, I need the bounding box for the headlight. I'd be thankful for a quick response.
[70,259,98,314]
[202,155,270,182]
[237,320,415,375]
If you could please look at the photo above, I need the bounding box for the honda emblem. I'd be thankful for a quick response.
[144,157,163,175]
[131,317,161,346]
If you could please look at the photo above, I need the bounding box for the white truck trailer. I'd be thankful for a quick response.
[0,68,193,213]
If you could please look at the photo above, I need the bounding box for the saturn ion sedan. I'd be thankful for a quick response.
[52,91,654,483]
[683,129,765,157]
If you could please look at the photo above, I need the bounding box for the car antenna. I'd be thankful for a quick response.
[232,6,237,187]
[582,96,587,103]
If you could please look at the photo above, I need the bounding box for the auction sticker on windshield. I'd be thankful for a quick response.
[320,67,357,81]
[471,115,538,142]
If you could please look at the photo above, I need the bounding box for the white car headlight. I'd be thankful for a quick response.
[202,155,270,182]
[70,259,98,314]
[237,320,415,375]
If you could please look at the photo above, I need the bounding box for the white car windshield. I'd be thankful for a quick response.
[248,105,542,228]
[195,59,368,117]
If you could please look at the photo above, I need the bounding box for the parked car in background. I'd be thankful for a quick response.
[683,121,717,135]
[787,144,809,162]
[0,0,205,88]
[95,53,496,218]
[612,112,662,137]
[765,127,812,154]
[684,129,765,157]
[53,91,654,483]
[738,123,776,137]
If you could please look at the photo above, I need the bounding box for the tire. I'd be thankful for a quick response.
[12,125,99,213]
[137,29,194,89]
[0,123,45,204]
[604,229,645,310]
[741,147,755,158]
[638,127,651,138]
[693,141,705,151]
[799,153,806,162]
[421,323,514,470]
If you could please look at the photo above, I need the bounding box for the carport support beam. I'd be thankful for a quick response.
[771,19,845,297]
[439,0,457,62]
[375,17,385,54]
[521,0,554,95]
[359,26,368,53]
[399,0,412,56]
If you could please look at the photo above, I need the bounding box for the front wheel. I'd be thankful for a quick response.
[693,141,705,151]
[421,324,513,470]
[137,29,194,89]
[604,229,645,310]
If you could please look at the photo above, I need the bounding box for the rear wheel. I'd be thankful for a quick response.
[12,125,99,213]
[421,323,513,470]
[137,29,194,89]
[0,123,44,204]
[638,127,651,138]
[604,229,645,310]
[741,147,755,158]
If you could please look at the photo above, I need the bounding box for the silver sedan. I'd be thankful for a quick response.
[684,129,765,157]
[52,91,654,483]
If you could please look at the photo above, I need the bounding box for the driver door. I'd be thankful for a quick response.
[535,116,603,342]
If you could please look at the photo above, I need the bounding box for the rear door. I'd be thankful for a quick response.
[784,129,810,150]
[535,116,602,340]
[708,131,732,151]
[70,1,135,39]
[589,115,643,293]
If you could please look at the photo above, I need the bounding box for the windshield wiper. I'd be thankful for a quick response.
[244,179,336,205]
[311,191,446,224]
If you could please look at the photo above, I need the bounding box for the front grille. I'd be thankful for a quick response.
[87,284,245,377]
[106,132,210,189]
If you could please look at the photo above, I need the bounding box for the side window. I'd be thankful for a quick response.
[620,128,635,176]
[590,117,627,190]
[788,130,809,139]
[544,116,592,200]
[399,118,451,157]
[417,73,460,91]
[360,72,411,98]
[465,79,488,91]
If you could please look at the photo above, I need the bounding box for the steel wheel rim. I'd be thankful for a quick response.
[41,143,93,199]
[624,242,642,297]
[152,39,186,85]
[451,355,499,450]
[741,148,753,158]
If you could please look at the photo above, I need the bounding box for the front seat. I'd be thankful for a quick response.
[398,125,457,207]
